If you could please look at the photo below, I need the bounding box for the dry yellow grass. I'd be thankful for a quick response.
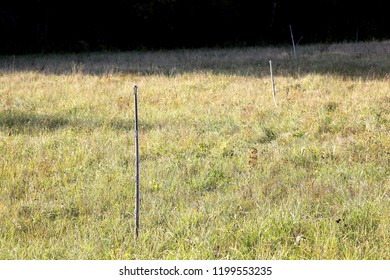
[0,41,389,259]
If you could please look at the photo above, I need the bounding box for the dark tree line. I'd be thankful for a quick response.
[0,0,388,54]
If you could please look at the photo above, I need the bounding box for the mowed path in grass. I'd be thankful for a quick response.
[0,41,389,259]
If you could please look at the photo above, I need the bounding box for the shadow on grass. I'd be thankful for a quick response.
[0,41,389,79]
[0,110,153,135]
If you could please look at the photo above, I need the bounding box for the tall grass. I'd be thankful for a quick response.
[0,41,389,259]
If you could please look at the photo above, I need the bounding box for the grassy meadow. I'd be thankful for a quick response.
[0,41,389,259]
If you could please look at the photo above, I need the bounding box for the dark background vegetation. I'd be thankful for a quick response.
[0,0,388,54]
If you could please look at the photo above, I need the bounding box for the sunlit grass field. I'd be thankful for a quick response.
[0,41,389,259]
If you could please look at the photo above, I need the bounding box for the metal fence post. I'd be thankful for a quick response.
[269,60,277,106]
[289,25,297,59]
[133,84,140,238]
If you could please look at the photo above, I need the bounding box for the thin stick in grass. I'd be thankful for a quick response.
[289,25,297,59]
[269,60,277,106]
[133,84,140,238]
